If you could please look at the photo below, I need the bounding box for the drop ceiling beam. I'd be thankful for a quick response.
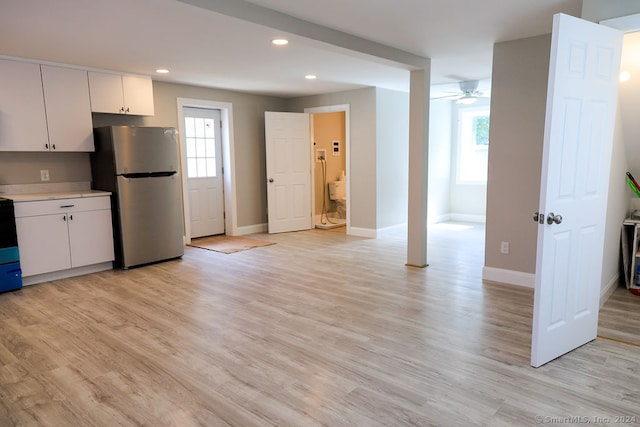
[177,0,429,69]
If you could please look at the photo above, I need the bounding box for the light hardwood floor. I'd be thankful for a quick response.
[0,223,638,426]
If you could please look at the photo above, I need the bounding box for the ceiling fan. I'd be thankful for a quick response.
[432,80,485,104]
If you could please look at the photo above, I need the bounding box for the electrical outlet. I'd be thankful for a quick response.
[316,149,326,161]
[40,169,50,182]
[500,241,509,254]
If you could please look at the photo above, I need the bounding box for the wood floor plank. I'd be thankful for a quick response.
[0,222,638,425]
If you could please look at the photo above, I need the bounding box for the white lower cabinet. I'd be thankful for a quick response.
[14,196,115,278]
[67,209,115,269]
[16,213,72,276]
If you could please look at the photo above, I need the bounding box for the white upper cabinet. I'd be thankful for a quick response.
[122,75,155,116]
[88,71,154,116]
[41,65,94,152]
[0,59,95,152]
[0,59,49,151]
[87,72,123,114]
[0,57,154,151]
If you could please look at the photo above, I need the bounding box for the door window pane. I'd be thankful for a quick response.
[205,139,215,157]
[185,117,195,138]
[184,114,218,178]
[204,118,214,138]
[186,138,196,158]
[197,158,207,178]
[187,158,198,178]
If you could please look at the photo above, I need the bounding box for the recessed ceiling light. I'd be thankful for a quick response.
[156,69,169,74]
[272,38,289,46]
[305,74,317,80]
[620,71,631,82]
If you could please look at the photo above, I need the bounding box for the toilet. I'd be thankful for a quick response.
[328,181,347,219]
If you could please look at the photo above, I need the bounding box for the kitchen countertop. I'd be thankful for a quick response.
[1,190,111,203]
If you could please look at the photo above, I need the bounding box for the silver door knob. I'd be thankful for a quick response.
[533,212,544,224]
[547,212,563,225]
[268,178,274,183]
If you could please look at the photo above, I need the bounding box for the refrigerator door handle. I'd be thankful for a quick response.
[121,171,177,179]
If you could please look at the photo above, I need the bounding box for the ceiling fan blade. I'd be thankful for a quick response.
[431,94,459,100]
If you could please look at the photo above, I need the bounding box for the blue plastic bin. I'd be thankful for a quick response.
[0,262,22,293]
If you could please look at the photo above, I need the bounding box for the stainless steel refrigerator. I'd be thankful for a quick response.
[91,126,184,269]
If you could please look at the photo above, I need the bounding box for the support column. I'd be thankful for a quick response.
[406,67,430,268]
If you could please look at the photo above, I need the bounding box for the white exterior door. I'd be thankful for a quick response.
[531,13,623,367]
[184,107,225,238]
[265,112,312,234]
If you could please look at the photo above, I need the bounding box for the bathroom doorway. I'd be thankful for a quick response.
[306,105,350,233]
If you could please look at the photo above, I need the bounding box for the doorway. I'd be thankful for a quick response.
[183,107,225,238]
[177,98,237,243]
[305,105,351,234]
[311,111,347,231]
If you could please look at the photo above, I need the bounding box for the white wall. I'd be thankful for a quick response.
[582,0,640,22]
[582,0,640,296]
[427,97,489,224]
[375,88,410,229]
[449,98,489,221]
[427,99,452,223]
[484,34,551,276]
[617,33,640,184]
[602,105,629,294]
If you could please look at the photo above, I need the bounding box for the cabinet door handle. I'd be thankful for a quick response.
[69,214,73,221]
[52,144,56,150]
[59,204,75,208]
[45,143,49,150]
[125,107,130,113]
[63,215,67,221]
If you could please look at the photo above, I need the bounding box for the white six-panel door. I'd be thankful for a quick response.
[265,112,312,234]
[531,13,623,367]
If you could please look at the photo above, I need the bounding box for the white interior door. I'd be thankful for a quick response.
[531,13,623,367]
[265,112,312,234]
[184,107,225,238]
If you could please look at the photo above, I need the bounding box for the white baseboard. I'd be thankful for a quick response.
[377,223,407,234]
[600,273,621,307]
[483,268,621,302]
[428,213,451,224]
[233,223,268,236]
[450,213,486,223]
[350,227,377,238]
[482,266,535,288]
[23,262,113,287]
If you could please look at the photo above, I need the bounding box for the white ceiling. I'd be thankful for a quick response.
[0,0,582,98]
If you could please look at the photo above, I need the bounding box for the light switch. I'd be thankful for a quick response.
[332,140,340,156]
